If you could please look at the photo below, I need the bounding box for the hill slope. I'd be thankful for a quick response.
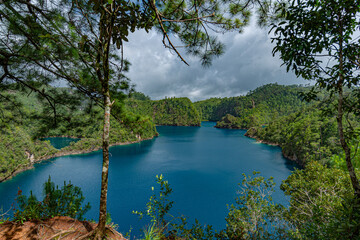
[0,88,157,182]
[126,97,201,126]
[195,83,308,128]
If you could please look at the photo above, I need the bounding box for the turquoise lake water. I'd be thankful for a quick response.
[41,137,80,149]
[0,122,298,237]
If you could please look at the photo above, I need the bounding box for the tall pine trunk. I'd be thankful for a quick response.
[336,85,360,198]
[94,91,111,238]
[337,30,360,198]
[94,3,114,237]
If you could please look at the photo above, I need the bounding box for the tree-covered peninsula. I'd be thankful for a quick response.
[0,86,206,182]
[0,87,157,182]
[196,84,359,167]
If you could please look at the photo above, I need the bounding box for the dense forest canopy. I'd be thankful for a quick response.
[272,0,360,199]
[126,97,201,126]
[195,83,307,125]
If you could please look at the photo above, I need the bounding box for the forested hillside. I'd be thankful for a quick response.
[126,97,201,126]
[245,105,342,166]
[0,87,157,182]
[195,84,307,128]
[1,88,203,181]
[194,83,359,167]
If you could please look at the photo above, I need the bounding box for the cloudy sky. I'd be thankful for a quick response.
[123,19,308,102]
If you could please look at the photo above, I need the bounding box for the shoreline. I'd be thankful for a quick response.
[214,125,247,130]
[0,136,156,183]
[40,135,82,139]
[1,125,303,183]
[244,133,304,167]
[243,126,303,166]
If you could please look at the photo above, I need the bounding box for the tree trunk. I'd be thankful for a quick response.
[337,29,360,197]
[94,91,111,239]
[94,3,114,237]
[336,85,360,198]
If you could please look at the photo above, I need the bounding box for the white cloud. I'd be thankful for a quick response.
[123,20,307,102]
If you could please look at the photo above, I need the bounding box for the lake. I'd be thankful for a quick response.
[40,137,80,149]
[0,122,298,237]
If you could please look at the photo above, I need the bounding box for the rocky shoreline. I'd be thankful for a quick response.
[0,136,156,183]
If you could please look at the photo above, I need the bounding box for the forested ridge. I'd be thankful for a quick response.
[0,87,157,182]
[126,97,201,126]
[195,83,359,167]
[2,83,357,180]
[0,88,201,182]
[195,83,307,128]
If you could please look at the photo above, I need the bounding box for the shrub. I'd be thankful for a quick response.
[225,172,289,239]
[0,207,10,224]
[134,175,220,239]
[14,176,90,222]
[281,161,360,239]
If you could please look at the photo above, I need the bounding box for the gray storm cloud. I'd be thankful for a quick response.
[123,21,307,102]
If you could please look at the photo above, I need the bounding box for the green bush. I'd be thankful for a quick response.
[136,169,360,240]
[0,207,10,224]
[225,172,289,240]
[14,176,90,223]
[134,175,221,239]
[281,161,360,239]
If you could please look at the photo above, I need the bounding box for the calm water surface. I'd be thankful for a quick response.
[0,122,298,236]
[41,137,80,149]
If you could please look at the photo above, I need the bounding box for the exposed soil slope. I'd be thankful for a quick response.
[0,216,125,240]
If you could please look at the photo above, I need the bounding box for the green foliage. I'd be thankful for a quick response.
[136,174,292,240]
[135,169,360,239]
[193,97,223,121]
[272,0,360,90]
[195,84,307,128]
[169,218,219,240]
[215,114,245,129]
[105,212,119,231]
[251,105,342,166]
[133,174,173,228]
[133,174,173,239]
[272,0,360,198]
[0,1,283,238]
[135,175,223,240]
[331,139,360,170]
[126,97,201,126]
[281,161,360,239]
[0,124,57,180]
[130,92,151,101]
[142,223,164,240]
[195,83,360,168]
[225,172,288,240]
[14,176,90,222]
[0,207,10,224]
[0,87,157,181]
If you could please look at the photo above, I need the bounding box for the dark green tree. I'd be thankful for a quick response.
[272,0,360,198]
[14,177,91,222]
